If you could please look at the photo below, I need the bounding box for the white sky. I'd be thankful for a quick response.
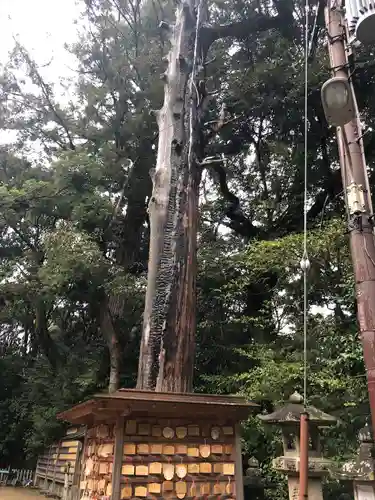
[0,0,81,88]
[0,0,83,147]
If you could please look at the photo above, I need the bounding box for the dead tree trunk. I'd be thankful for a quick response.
[135,0,289,392]
[136,0,205,392]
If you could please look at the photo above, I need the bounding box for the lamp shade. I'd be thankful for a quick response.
[321,77,355,127]
[323,80,349,109]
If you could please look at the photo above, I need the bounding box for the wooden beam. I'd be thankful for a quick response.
[111,416,125,500]
[57,400,98,422]
[235,423,245,500]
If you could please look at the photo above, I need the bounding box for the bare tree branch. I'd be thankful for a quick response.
[16,43,76,151]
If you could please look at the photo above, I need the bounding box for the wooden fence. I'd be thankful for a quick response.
[35,438,82,487]
[0,467,34,484]
[34,427,85,499]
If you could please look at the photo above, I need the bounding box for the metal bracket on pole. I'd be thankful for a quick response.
[347,183,366,214]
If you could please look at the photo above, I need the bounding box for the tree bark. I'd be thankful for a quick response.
[34,296,59,370]
[114,148,152,270]
[136,0,203,392]
[100,298,121,393]
[135,0,302,392]
[100,150,152,393]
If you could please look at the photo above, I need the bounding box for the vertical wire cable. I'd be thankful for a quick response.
[299,5,311,493]
[303,0,309,408]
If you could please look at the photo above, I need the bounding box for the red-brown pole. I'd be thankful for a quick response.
[299,413,309,500]
[325,0,375,435]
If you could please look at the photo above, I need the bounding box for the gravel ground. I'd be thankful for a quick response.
[0,487,44,499]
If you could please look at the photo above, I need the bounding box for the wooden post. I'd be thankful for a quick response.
[235,424,245,500]
[71,440,83,499]
[62,462,71,500]
[51,440,60,495]
[44,445,52,490]
[111,417,125,500]
[33,461,38,486]
[72,431,89,500]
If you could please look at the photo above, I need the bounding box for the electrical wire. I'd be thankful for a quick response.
[299,14,311,496]
[302,0,310,409]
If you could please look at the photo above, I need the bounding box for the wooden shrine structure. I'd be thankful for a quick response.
[57,388,257,500]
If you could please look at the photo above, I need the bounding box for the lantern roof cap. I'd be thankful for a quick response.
[259,392,337,426]
[359,424,373,443]
[248,457,259,468]
[333,424,375,480]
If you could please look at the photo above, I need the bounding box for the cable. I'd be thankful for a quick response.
[299,12,311,498]
[302,0,310,409]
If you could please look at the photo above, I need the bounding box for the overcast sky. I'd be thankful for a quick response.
[0,0,81,85]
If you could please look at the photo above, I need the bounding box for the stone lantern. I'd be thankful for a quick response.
[243,457,275,500]
[243,457,264,500]
[259,391,337,500]
[336,424,375,500]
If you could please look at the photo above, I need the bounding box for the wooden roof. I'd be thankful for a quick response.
[57,388,258,424]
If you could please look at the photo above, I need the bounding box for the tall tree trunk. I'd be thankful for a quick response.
[136,0,203,392]
[115,149,152,270]
[34,296,59,370]
[135,0,286,392]
[100,150,152,393]
[100,296,122,393]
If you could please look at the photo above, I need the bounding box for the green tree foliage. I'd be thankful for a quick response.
[0,0,373,496]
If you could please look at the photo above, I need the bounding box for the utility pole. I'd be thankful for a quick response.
[323,0,375,434]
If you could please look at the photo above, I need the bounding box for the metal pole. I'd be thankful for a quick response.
[299,413,309,500]
[325,0,375,434]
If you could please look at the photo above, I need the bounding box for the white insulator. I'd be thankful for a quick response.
[346,0,375,44]
[300,258,311,272]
